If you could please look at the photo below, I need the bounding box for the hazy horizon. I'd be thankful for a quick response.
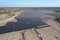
[0,0,60,7]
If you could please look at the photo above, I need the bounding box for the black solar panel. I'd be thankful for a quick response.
[0,18,47,34]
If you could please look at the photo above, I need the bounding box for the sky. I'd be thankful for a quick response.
[0,0,60,7]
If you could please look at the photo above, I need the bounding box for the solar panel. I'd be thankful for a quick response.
[0,18,48,34]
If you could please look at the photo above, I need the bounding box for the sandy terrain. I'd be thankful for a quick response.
[0,14,10,22]
[36,19,60,40]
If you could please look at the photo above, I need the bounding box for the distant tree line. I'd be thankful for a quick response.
[55,10,60,12]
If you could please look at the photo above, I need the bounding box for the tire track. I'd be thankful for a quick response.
[21,32,25,40]
[31,28,43,40]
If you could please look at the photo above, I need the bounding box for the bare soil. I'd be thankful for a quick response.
[0,14,10,22]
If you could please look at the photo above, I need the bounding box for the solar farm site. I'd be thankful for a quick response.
[0,7,60,40]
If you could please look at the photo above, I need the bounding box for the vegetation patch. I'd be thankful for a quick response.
[51,12,60,23]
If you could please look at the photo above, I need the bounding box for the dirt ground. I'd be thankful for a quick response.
[0,14,10,22]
